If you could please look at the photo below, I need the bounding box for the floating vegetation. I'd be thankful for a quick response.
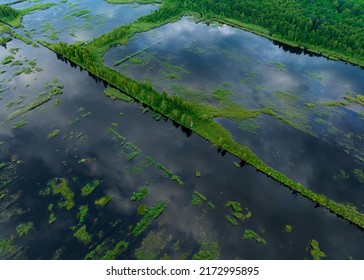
[238,118,261,135]
[131,186,150,202]
[8,84,63,120]
[16,222,34,237]
[1,55,14,65]
[73,225,92,244]
[78,205,88,224]
[124,156,155,176]
[284,224,293,233]
[85,238,128,260]
[191,191,207,206]
[154,161,184,185]
[195,171,201,177]
[133,201,168,237]
[242,229,267,245]
[0,162,17,190]
[269,61,286,71]
[226,201,251,222]
[81,179,101,197]
[137,203,147,215]
[107,127,141,160]
[353,169,364,183]
[48,203,56,224]
[273,90,298,103]
[333,169,350,181]
[104,86,134,103]
[12,120,28,128]
[68,107,91,125]
[40,178,74,210]
[309,239,326,260]
[192,240,220,260]
[135,229,172,260]
[305,72,324,80]
[225,214,239,225]
[343,91,364,107]
[95,195,112,206]
[47,129,60,139]
[212,88,232,104]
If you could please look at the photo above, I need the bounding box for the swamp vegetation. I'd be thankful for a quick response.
[0,0,363,260]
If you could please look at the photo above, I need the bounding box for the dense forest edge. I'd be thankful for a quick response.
[1,1,364,229]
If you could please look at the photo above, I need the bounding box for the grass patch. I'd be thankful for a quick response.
[78,205,88,224]
[73,225,92,244]
[40,177,74,210]
[12,120,28,128]
[104,86,134,103]
[16,222,34,237]
[192,240,220,260]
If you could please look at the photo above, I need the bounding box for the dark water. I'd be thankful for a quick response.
[1,2,364,260]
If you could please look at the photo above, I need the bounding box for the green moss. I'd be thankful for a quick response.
[133,201,168,236]
[47,129,60,139]
[95,195,112,206]
[16,222,34,237]
[73,225,92,244]
[78,205,88,224]
[131,186,150,202]
[243,229,267,245]
[191,191,207,206]
[309,239,326,260]
[81,179,101,196]
[192,240,220,260]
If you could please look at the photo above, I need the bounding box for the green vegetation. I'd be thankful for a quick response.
[192,240,220,260]
[1,55,14,65]
[104,86,134,103]
[47,129,60,139]
[16,222,34,237]
[12,120,28,128]
[226,201,251,222]
[284,224,293,233]
[85,238,128,260]
[0,3,56,28]
[269,61,285,71]
[78,205,88,224]
[40,178,74,210]
[81,179,101,196]
[133,201,168,236]
[95,195,112,206]
[106,0,162,4]
[309,239,326,260]
[344,91,364,107]
[191,191,207,206]
[154,161,183,185]
[73,225,92,244]
[353,169,364,183]
[225,214,239,225]
[243,229,267,245]
[48,203,56,224]
[131,186,150,202]
[107,127,141,160]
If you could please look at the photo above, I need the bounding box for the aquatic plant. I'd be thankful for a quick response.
[85,238,128,260]
[81,179,101,196]
[353,169,364,183]
[131,186,150,202]
[16,222,34,237]
[102,240,129,260]
[225,214,239,225]
[192,240,220,260]
[284,225,293,233]
[78,205,88,224]
[191,191,207,206]
[12,120,28,128]
[40,178,74,210]
[107,127,141,160]
[243,229,267,245]
[133,201,168,236]
[104,86,134,103]
[73,225,92,244]
[1,55,14,65]
[95,195,112,206]
[47,129,60,139]
[309,239,326,260]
